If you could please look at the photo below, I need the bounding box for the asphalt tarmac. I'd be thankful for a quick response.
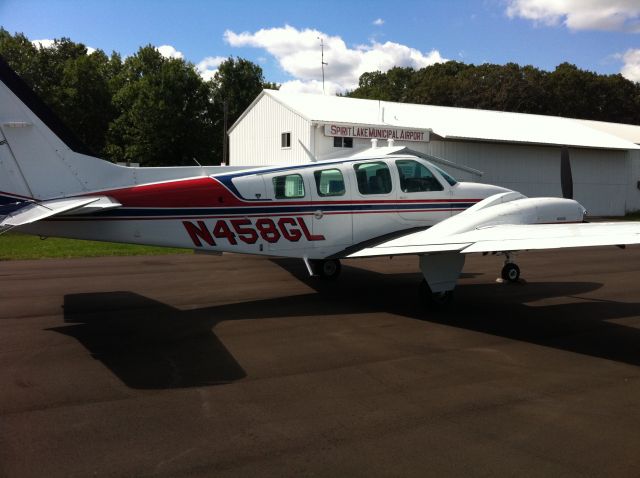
[2,248,640,477]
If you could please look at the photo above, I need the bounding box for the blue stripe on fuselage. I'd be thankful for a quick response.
[56,201,477,219]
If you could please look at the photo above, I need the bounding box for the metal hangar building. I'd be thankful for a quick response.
[228,90,640,216]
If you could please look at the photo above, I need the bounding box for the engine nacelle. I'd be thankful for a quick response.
[428,193,586,237]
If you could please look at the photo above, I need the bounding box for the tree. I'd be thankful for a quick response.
[0,28,39,85]
[0,30,116,154]
[106,46,214,166]
[347,60,640,125]
[349,67,413,102]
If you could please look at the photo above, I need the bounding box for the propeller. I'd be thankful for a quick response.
[560,146,573,200]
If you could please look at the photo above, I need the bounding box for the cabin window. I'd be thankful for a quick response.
[333,137,353,148]
[354,162,392,195]
[395,160,444,192]
[273,174,305,199]
[281,132,291,148]
[314,169,345,197]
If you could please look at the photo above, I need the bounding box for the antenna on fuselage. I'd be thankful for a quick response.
[192,157,206,176]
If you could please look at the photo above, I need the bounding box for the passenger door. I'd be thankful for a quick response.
[350,160,404,244]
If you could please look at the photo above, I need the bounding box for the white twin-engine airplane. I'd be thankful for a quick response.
[2,56,640,304]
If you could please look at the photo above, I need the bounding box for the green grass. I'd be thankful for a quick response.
[0,232,191,260]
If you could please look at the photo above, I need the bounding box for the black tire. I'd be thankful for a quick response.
[419,279,453,308]
[315,259,341,280]
[501,263,520,283]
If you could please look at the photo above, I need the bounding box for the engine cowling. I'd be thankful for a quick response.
[428,193,587,237]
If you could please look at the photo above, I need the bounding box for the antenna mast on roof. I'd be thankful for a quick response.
[318,37,328,94]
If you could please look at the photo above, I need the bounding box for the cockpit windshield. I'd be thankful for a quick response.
[432,165,458,186]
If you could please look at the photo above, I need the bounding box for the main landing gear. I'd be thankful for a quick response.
[309,259,342,280]
[500,253,521,283]
[501,262,521,282]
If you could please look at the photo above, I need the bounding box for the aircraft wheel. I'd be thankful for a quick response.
[501,263,520,283]
[317,259,341,280]
[419,279,453,308]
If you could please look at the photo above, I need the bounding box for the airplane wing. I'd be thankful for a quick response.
[0,196,121,231]
[347,222,640,258]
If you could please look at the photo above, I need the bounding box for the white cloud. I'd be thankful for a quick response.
[279,79,342,95]
[224,25,446,93]
[156,44,184,59]
[32,39,96,55]
[32,39,55,49]
[373,18,385,26]
[505,0,640,32]
[196,56,226,81]
[620,48,640,82]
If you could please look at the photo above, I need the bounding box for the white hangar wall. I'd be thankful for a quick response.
[229,94,311,167]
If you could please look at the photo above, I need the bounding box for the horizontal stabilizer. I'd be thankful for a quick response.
[0,196,120,228]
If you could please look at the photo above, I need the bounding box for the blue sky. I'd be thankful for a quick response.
[1,0,639,93]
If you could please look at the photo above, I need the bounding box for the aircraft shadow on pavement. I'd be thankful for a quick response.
[272,258,640,367]
[51,259,640,389]
[51,292,246,390]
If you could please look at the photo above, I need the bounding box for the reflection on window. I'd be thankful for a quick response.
[432,165,458,186]
[314,169,345,197]
[273,174,304,198]
[396,160,443,192]
[354,162,392,195]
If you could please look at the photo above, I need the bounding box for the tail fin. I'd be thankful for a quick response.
[0,55,122,201]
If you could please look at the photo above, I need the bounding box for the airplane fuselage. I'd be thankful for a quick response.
[19,155,509,259]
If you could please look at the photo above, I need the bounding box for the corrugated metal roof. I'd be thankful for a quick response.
[577,119,640,145]
[259,90,640,151]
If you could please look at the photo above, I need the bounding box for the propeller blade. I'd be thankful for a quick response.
[560,146,573,200]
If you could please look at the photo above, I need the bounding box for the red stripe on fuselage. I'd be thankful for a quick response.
[94,177,232,207]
